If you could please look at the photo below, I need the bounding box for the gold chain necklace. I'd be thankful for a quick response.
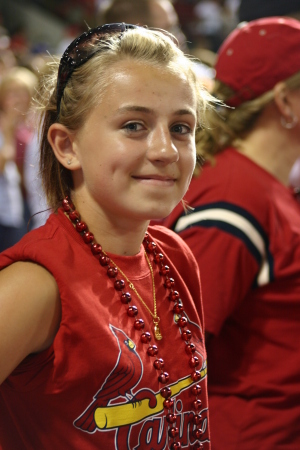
[65,209,162,340]
[107,250,163,341]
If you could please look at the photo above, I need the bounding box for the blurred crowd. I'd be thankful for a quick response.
[0,0,300,252]
[0,33,47,252]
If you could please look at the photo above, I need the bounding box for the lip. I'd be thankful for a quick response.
[132,175,176,186]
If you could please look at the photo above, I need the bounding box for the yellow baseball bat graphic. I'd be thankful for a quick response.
[94,366,207,430]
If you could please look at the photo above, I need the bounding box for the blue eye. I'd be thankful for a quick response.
[171,124,191,134]
[124,122,144,131]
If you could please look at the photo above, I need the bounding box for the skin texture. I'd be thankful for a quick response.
[0,60,198,384]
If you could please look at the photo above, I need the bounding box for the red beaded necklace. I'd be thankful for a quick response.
[107,247,163,340]
[62,196,206,449]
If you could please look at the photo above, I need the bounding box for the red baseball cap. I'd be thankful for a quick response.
[215,17,300,106]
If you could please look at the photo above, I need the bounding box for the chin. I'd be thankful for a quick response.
[147,206,176,222]
[135,199,180,222]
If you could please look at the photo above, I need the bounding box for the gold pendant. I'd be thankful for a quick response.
[154,323,163,340]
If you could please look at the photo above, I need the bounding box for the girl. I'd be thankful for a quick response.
[0,24,214,449]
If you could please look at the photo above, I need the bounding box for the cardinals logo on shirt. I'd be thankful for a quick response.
[74,322,209,448]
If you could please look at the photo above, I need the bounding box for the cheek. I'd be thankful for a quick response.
[182,147,197,179]
[83,157,117,197]
[178,148,196,197]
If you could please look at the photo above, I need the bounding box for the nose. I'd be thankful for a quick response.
[147,124,179,164]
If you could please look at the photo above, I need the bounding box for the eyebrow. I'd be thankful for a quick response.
[116,105,197,119]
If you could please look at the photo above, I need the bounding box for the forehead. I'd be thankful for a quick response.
[79,59,198,133]
[102,59,197,102]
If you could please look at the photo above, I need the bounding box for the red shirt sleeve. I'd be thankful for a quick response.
[178,224,258,336]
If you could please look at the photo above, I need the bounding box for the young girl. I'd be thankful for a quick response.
[0,24,213,449]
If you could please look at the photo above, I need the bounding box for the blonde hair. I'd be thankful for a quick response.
[0,66,37,107]
[36,27,216,209]
[197,70,300,160]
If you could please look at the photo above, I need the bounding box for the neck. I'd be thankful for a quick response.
[70,193,149,256]
[235,114,299,186]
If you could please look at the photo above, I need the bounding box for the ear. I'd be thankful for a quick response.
[273,82,293,118]
[47,123,81,170]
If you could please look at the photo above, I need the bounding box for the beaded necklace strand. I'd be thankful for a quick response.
[62,196,206,449]
[108,250,163,340]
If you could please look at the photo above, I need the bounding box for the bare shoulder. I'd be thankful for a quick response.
[0,261,61,384]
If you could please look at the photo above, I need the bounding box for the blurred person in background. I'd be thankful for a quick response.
[237,0,300,189]
[99,0,215,87]
[193,0,224,51]
[172,0,239,54]
[238,0,300,21]
[0,20,17,82]
[162,17,300,449]
[99,0,187,49]
[0,66,37,251]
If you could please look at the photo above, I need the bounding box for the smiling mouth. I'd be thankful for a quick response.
[132,175,176,185]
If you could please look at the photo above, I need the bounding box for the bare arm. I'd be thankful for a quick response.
[0,261,61,385]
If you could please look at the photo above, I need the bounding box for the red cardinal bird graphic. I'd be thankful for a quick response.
[74,325,143,433]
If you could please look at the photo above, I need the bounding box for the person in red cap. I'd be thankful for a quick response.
[162,16,300,449]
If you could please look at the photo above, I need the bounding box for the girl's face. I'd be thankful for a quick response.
[71,60,198,226]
